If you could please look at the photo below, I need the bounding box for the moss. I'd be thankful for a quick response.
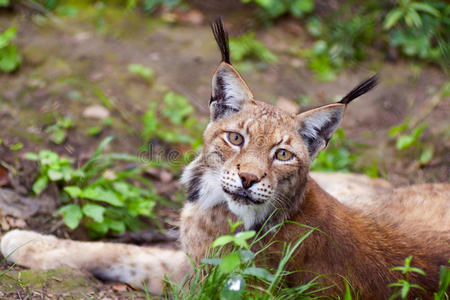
[0,267,99,297]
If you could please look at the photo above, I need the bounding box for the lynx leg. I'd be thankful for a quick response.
[1,230,191,294]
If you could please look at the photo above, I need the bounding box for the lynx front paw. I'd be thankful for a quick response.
[1,230,56,267]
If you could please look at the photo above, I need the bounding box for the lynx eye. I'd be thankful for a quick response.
[275,149,293,161]
[227,132,244,146]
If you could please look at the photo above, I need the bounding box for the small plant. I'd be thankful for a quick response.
[304,15,374,81]
[384,0,448,65]
[0,26,22,73]
[8,142,23,151]
[229,32,278,64]
[389,119,433,165]
[167,220,320,299]
[388,256,426,299]
[434,261,450,300]
[128,63,155,83]
[142,92,204,168]
[45,117,73,145]
[303,40,340,81]
[312,128,360,172]
[26,137,168,237]
[383,0,440,30]
[241,0,314,20]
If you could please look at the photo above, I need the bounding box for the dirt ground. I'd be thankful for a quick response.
[0,4,449,299]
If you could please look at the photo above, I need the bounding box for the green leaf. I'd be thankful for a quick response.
[61,165,74,181]
[9,142,23,151]
[419,147,433,165]
[410,2,440,17]
[234,231,256,249]
[104,217,126,233]
[212,235,235,248]
[406,8,422,27]
[128,63,154,81]
[88,126,102,136]
[64,186,82,198]
[383,8,404,30]
[86,220,108,236]
[389,118,410,137]
[0,44,21,72]
[235,231,256,241]
[411,123,428,140]
[0,26,16,49]
[401,280,410,298]
[0,0,10,7]
[81,136,114,172]
[344,281,353,300]
[82,186,124,207]
[220,275,246,300]
[409,267,426,276]
[290,0,314,17]
[24,152,38,161]
[47,169,63,181]
[396,135,414,150]
[242,267,275,282]
[228,219,243,234]
[436,265,450,299]
[82,203,105,223]
[57,204,82,230]
[239,249,255,263]
[219,253,241,274]
[32,175,48,195]
[306,17,323,37]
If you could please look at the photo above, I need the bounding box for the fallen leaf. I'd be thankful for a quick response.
[0,167,9,186]
[82,105,110,120]
[112,282,129,292]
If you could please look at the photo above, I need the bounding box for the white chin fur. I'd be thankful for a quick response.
[226,195,272,229]
[198,169,227,209]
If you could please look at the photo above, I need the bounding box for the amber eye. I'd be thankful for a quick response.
[227,132,244,146]
[275,149,293,161]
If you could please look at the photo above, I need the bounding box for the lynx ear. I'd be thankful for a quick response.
[209,18,253,121]
[210,62,253,121]
[297,103,345,160]
[298,75,378,160]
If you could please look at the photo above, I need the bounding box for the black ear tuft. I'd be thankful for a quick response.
[211,17,231,64]
[339,74,378,105]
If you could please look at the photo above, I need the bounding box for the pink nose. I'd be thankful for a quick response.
[239,172,260,189]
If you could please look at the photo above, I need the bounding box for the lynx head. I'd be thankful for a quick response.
[182,18,378,229]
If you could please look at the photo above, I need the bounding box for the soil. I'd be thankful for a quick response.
[0,3,448,299]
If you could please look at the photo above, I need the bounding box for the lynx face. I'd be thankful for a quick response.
[181,20,377,229]
[182,62,347,229]
[199,100,311,228]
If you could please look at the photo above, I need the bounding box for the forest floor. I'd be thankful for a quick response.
[0,4,448,299]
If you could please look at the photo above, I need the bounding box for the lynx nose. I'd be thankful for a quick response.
[239,172,260,189]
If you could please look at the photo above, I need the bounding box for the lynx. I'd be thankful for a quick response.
[1,19,449,298]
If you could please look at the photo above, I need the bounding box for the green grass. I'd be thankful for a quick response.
[164,221,449,299]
